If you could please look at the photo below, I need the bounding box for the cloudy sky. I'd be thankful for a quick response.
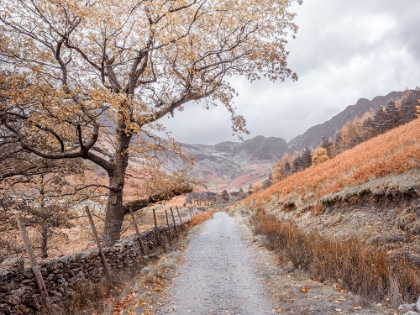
[162,0,420,145]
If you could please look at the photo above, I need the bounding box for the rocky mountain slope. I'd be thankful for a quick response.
[181,136,288,190]
[288,91,404,151]
[183,91,406,191]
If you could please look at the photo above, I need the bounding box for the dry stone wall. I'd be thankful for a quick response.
[0,225,181,315]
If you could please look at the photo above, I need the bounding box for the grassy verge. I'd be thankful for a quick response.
[252,209,420,306]
[190,209,215,227]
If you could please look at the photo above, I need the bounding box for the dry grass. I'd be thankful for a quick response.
[253,209,420,305]
[61,266,140,315]
[190,210,215,226]
[244,118,420,209]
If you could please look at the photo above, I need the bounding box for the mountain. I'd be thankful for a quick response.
[288,91,405,152]
[181,136,288,190]
[183,91,408,191]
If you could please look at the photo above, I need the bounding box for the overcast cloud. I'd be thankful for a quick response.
[162,0,420,145]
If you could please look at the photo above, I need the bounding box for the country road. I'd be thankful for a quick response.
[126,210,398,315]
[156,211,275,315]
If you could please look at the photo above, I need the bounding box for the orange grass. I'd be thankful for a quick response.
[245,118,420,207]
[190,210,215,226]
[253,209,420,304]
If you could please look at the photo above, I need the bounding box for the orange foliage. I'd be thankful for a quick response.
[190,210,215,226]
[246,118,420,207]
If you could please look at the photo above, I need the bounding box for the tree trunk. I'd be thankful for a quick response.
[102,127,131,247]
[102,174,126,247]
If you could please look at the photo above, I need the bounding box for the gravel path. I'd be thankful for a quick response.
[156,212,274,315]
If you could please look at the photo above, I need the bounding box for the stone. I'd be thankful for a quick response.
[0,257,24,270]
[399,304,416,312]
[0,303,11,314]
[5,280,20,292]
[402,312,420,315]
[21,279,34,284]
[8,295,21,305]
[417,296,420,312]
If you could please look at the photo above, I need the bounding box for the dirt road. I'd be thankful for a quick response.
[156,211,274,315]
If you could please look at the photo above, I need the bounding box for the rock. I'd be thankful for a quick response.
[417,296,420,312]
[0,257,24,271]
[402,312,420,315]
[0,303,11,314]
[9,286,28,305]
[5,280,20,292]
[16,304,30,314]
[399,304,416,312]
[21,279,34,284]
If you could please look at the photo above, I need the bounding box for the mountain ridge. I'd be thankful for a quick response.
[181,90,408,191]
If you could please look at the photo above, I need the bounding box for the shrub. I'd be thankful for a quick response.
[311,147,329,166]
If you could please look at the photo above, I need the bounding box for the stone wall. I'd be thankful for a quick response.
[0,225,182,315]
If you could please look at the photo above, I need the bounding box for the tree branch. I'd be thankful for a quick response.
[122,184,192,214]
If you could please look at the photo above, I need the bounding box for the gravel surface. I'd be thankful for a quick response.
[156,211,275,315]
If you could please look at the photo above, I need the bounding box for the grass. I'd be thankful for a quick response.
[244,118,420,209]
[190,209,215,226]
[61,267,140,315]
[253,209,420,306]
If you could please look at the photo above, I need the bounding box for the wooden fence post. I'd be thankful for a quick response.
[128,207,147,255]
[153,209,160,246]
[14,211,56,312]
[84,206,111,280]
[170,207,178,236]
[165,210,172,241]
[175,206,184,230]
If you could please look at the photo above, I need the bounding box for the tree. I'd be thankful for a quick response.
[0,159,89,259]
[0,0,300,246]
[311,147,329,166]
[301,148,312,169]
[334,130,343,155]
[320,136,333,158]
[374,107,386,134]
[10,175,77,259]
[221,189,229,202]
[362,117,376,141]
[399,91,420,125]
[270,152,293,183]
[383,101,401,131]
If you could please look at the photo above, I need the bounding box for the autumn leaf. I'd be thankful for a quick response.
[301,285,309,293]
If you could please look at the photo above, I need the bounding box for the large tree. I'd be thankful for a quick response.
[0,0,300,246]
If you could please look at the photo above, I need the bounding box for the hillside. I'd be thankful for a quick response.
[180,136,289,190]
[237,117,420,264]
[288,91,405,151]
[183,91,408,191]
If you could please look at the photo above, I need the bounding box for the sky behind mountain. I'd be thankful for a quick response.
[162,0,420,145]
